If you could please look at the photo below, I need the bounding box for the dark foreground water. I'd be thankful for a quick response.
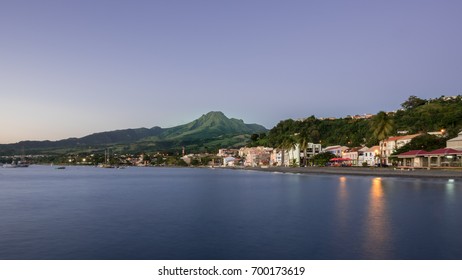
[0,166,461,260]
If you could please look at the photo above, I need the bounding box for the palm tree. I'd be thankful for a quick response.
[370,111,394,165]
[298,134,309,167]
[287,135,301,167]
[278,135,297,167]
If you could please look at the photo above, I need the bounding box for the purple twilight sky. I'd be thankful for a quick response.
[1,0,461,143]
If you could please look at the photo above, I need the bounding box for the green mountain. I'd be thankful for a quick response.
[0,112,267,155]
[161,111,266,140]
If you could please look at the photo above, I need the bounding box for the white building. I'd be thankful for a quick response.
[361,146,380,166]
[447,131,462,150]
[379,134,421,165]
[287,144,301,167]
[343,147,369,166]
[323,145,349,157]
[223,156,237,167]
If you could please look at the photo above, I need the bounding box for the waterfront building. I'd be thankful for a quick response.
[284,144,300,167]
[239,146,273,167]
[396,150,428,168]
[302,143,322,161]
[447,131,462,150]
[379,134,421,165]
[361,146,380,166]
[323,145,349,157]
[343,147,369,166]
[217,149,239,157]
[396,131,462,168]
[397,148,462,168]
[223,156,238,167]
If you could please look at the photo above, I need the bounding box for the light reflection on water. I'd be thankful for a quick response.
[362,177,391,259]
[335,176,349,236]
[0,166,462,259]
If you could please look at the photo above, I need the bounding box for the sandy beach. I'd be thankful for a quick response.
[235,166,462,179]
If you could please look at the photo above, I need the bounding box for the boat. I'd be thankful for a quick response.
[98,149,114,168]
[55,166,66,170]
[16,161,29,167]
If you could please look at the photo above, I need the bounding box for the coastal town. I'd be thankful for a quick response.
[2,95,462,170]
[206,129,462,169]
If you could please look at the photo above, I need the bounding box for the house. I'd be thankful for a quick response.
[396,150,428,168]
[239,147,273,167]
[287,144,301,166]
[361,146,380,166]
[342,147,362,166]
[427,130,447,137]
[447,131,462,150]
[270,147,297,167]
[217,149,239,157]
[302,143,322,162]
[424,148,462,168]
[379,134,421,165]
[223,156,238,167]
[343,147,368,166]
[396,148,462,168]
[323,145,349,157]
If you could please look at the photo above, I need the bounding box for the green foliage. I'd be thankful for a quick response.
[393,134,447,155]
[263,95,462,149]
[310,152,335,166]
[401,95,426,110]
[0,111,267,156]
[370,111,394,141]
[2,96,462,159]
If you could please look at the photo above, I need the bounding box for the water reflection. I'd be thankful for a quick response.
[362,177,391,259]
[446,179,455,197]
[335,176,349,231]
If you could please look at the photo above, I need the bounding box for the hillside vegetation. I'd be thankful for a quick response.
[0,111,267,155]
[252,95,462,148]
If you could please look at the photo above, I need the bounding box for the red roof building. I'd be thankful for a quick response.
[396,148,462,168]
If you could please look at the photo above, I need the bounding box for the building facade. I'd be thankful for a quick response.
[379,134,421,165]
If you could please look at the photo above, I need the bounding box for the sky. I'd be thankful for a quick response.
[1,0,461,144]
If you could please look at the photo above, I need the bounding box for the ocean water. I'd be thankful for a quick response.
[0,165,461,260]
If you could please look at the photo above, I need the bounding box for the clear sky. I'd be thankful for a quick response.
[1,0,461,144]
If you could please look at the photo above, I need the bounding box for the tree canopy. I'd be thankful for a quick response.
[249,95,462,149]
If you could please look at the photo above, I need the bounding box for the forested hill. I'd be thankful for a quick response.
[252,95,462,148]
[0,111,267,155]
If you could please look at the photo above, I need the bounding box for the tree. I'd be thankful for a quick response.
[393,134,447,155]
[298,136,309,167]
[401,95,426,110]
[277,134,297,167]
[310,152,335,166]
[370,111,394,165]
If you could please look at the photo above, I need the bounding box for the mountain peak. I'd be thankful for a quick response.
[203,111,227,118]
[0,111,267,154]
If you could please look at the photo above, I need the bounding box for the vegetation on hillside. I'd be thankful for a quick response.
[250,95,462,150]
[0,111,267,156]
[2,95,461,159]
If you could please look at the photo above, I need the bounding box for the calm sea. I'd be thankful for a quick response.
[0,165,461,260]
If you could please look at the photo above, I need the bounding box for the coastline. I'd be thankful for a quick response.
[229,166,462,179]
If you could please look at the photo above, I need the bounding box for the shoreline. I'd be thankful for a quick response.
[229,166,462,179]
